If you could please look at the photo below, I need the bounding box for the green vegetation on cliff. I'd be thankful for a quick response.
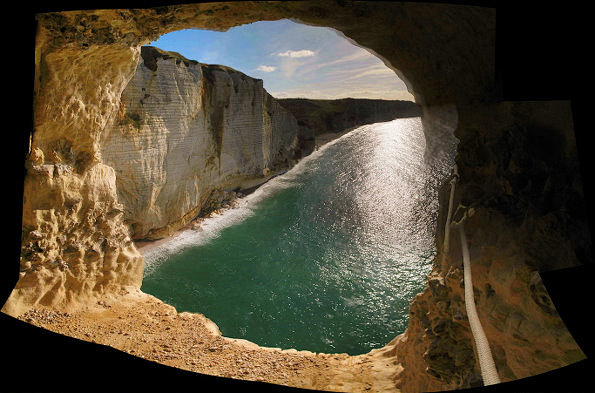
[277,97,420,136]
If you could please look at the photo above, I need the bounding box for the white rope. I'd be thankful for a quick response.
[458,224,501,385]
[442,165,500,386]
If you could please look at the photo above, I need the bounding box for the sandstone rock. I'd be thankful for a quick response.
[4,3,590,393]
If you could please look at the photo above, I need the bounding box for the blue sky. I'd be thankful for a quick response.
[149,19,413,101]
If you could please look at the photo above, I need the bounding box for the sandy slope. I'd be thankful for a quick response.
[17,288,399,393]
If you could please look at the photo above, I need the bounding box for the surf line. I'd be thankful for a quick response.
[442,165,501,386]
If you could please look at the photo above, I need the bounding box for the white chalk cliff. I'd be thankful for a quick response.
[101,46,299,239]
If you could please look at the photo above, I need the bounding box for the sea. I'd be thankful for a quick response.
[140,117,455,355]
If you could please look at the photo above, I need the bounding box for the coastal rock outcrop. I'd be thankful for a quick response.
[278,98,420,156]
[101,46,299,239]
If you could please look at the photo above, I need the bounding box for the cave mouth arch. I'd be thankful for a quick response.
[19,3,578,393]
[113,19,452,353]
[142,20,416,101]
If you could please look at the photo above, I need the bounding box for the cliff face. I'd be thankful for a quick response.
[278,98,420,136]
[278,98,421,156]
[100,46,299,240]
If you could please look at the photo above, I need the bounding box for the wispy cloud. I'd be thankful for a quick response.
[256,65,277,72]
[269,85,414,101]
[296,48,371,76]
[274,49,318,78]
[277,49,316,58]
[150,19,411,101]
[335,64,396,81]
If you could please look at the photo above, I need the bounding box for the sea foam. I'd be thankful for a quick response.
[141,125,358,277]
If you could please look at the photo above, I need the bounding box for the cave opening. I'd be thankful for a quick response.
[115,20,458,355]
[6,3,591,392]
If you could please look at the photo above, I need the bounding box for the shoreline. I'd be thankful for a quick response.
[134,168,288,253]
[314,126,359,150]
[135,126,357,254]
[9,121,405,392]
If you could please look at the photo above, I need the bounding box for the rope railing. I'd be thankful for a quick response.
[442,165,501,386]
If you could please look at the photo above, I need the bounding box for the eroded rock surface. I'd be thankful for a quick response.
[388,102,588,392]
[16,289,397,393]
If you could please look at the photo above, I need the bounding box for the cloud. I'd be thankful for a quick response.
[276,50,317,78]
[269,84,414,101]
[277,50,316,58]
[256,65,277,72]
[297,48,372,76]
[268,71,413,101]
[340,65,396,81]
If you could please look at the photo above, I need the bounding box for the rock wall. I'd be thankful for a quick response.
[4,42,146,316]
[384,101,588,392]
[100,46,298,240]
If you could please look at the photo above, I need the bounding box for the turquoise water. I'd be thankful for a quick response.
[141,118,454,355]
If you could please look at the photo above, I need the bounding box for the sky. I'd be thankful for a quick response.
[148,19,414,101]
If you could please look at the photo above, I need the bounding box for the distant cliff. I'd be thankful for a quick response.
[277,98,421,155]
[101,46,300,240]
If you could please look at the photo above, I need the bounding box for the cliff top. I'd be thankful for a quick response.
[140,46,198,72]
[140,46,262,83]
[277,97,421,136]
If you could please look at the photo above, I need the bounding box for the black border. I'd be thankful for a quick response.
[4,1,592,392]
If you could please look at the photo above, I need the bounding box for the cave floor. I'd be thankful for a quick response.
[17,288,400,393]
